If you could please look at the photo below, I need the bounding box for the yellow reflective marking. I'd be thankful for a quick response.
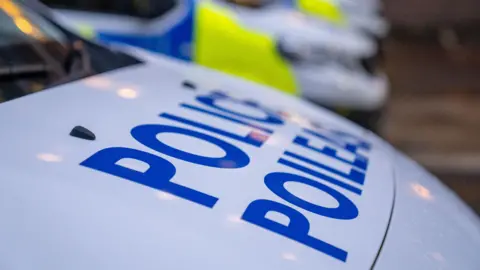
[296,0,346,24]
[194,1,298,95]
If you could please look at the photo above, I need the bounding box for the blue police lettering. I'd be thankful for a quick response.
[324,128,372,152]
[304,128,370,155]
[239,126,374,262]
[180,103,274,134]
[160,113,269,147]
[131,124,250,168]
[196,92,284,125]
[278,158,362,195]
[79,91,376,263]
[284,151,366,185]
[80,147,218,208]
[293,135,369,171]
[264,172,359,219]
[242,199,348,262]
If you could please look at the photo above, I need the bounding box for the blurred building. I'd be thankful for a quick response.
[385,0,480,29]
[381,0,480,214]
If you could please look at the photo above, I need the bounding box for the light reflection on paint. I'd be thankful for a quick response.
[117,88,138,99]
[428,252,446,263]
[282,252,298,261]
[219,160,237,168]
[84,76,113,90]
[37,153,62,163]
[1,0,43,40]
[287,11,308,26]
[156,191,176,201]
[249,130,269,143]
[227,215,243,224]
[284,111,312,127]
[0,1,21,16]
[411,183,433,201]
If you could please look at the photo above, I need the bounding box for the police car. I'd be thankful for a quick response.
[288,0,390,59]
[2,1,480,269]
[40,0,389,131]
[227,0,389,40]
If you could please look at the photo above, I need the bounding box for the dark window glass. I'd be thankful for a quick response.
[0,0,142,104]
[41,0,177,19]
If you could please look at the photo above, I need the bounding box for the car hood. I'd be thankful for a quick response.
[0,54,395,269]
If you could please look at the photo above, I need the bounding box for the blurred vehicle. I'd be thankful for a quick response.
[40,0,388,131]
[1,1,480,270]
[296,0,389,38]
[226,0,389,45]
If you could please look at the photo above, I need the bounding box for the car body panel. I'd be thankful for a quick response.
[0,53,394,269]
[373,150,480,270]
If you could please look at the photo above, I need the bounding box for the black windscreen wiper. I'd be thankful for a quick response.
[63,40,92,76]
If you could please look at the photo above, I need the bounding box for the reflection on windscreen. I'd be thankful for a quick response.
[0,0,141,104]
[0,0,61,45]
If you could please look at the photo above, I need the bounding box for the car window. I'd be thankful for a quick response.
[0,0,141,104]
[41,0,177,19]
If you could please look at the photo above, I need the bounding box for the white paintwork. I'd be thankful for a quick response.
[0,43,479,269]
[373,150,480,270]
[294,63,388,110]
[0,48,393,269]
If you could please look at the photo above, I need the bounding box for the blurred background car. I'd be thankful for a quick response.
[40,0,389,132]
[227,0,389,49]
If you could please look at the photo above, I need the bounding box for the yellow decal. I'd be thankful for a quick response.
[296,0,345,25]
[194,1,298,95]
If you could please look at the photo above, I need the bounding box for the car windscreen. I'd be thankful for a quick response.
[0,0,141,104]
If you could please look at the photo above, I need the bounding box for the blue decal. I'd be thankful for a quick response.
[264,172,359,219]
[328,130,372,152]
[293,135,369,171]
[196,94,284,125]
[284,151,365,185]
[97,0,195,61]
[181,103,274,134]
[79,90,375,262]
[278,158,362,195]
[303,128,363,155]
[131,124,250,168]
[160,113,269,147]
[80,147,217,208]
[242,199,348,262]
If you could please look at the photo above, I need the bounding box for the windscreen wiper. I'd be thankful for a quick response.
[47,40,93,87]
[63,40,92,76]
